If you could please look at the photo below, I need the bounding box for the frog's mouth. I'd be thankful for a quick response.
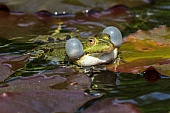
[75,48,118,66]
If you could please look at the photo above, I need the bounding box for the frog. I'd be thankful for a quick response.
[28,25,123,67]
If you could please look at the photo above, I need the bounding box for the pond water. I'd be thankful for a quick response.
[0,0,170,113]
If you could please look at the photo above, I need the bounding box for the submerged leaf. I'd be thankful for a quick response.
[108,25,170,76]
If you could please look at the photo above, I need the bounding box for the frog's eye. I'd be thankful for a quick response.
[102,26,122,47]
[65,38,84,60]
[88,37,96,46]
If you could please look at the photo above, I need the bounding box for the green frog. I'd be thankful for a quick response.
[28,26,123,67]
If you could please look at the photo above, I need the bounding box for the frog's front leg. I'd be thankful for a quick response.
[112,47,119,70]
[113,50,126,71]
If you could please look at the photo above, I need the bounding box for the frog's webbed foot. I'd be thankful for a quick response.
[113,53,126,71]
[113,57,120,71]
[79,66,106,77]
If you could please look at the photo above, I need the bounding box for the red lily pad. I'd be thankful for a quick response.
[82,5,132,23]
[0,54,29,82]
[143,66,161,83]
[2,0,150,13]
[82,98,141,113]
[0,67,91,93]
[108,25,170,76]
[0,91,95,113]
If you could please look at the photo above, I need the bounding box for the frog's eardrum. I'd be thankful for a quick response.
[103,26,122,47]
[65,38,84,59]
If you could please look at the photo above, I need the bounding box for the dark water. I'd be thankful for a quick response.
[86,70,170,113]
[0,0,170,113]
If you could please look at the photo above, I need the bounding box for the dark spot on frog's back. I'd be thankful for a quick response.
[49,48,54,52]
[47,37,54,42]
[56,35,71,42]
[65,35,71,40]
[56,38,62,42]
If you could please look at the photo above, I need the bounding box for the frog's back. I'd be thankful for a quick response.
[28,31,81,63]
[28,41,67,63]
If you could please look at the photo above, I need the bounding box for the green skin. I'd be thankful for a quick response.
[29,32,117,66]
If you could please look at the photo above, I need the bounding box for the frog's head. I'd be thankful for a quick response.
[65,26,122,66]
[65,34,114,60]
[83,34,115,54]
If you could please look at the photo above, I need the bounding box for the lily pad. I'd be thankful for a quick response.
[0,54,29,82]
[82,98,141,113]
[108,25,170,76]
[0,91,95,113]
[2,0,150,13]
[0,67,91,93]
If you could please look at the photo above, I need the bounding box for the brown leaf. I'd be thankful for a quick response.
[108,26,170,76]
[0,54,29,82]
[0,91,95,113]
[0,67,91,93]
[82,98,141,113]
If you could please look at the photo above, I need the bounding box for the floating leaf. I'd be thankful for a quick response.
[2,0,150,13]
[82,98,141,113]
[108,25,170,76]
[143,66,161,83]
[0,54,29,82]
[0,67,91,93]
[0,91,95,113]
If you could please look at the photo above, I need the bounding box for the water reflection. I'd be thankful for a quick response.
[88,68,170,112]
[136,92,170,105]
[91,70,117,90]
